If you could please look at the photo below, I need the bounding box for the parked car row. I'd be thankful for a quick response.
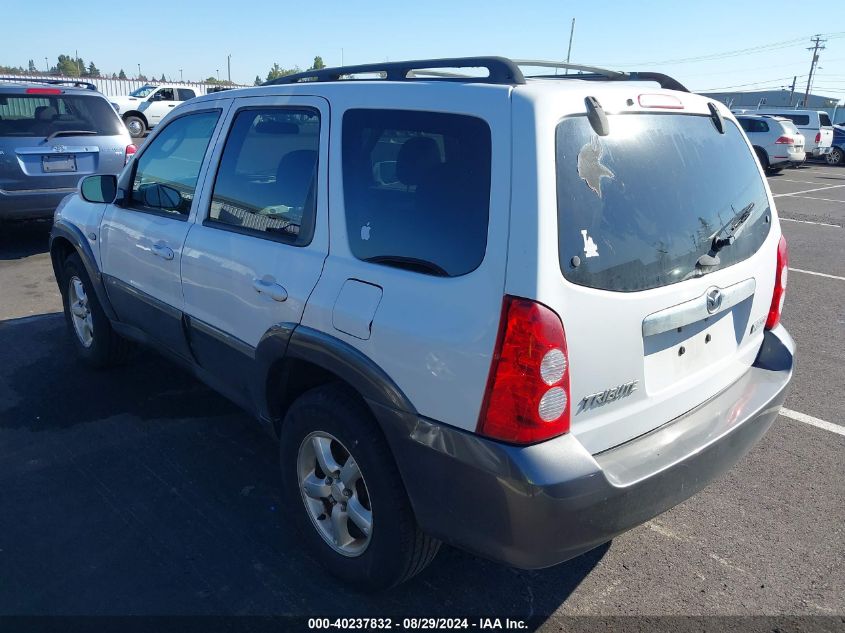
[109,83,197,137]
[733,107,836,171]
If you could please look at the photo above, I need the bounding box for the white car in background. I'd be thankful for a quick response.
[110,84,197,137]
[738,108,833,159]
[735,114,805,173]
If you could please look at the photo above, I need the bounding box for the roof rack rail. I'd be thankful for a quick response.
[0,77,98,91]
[264,57,526,86]
[512,60,689,93]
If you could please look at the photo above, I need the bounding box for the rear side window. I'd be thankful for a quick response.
[819,113,832,127]
[739,118,768,133]
[177,89,196,101]
[556,114,771,292]
[777,113,811,126]
[342,109,491,277]
[207,108,320,245]
[0,93,123,137]
[129,110,219,216]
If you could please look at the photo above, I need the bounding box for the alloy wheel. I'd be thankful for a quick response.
[297,431,373,557]
[68,276,94,348]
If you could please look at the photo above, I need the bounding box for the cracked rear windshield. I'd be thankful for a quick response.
[556,114,771,292]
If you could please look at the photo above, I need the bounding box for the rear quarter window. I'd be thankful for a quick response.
[556,114,771,292]
[341,109,491,277]
[819,113,832,127]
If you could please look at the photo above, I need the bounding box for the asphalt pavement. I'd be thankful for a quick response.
[0,161,843,628]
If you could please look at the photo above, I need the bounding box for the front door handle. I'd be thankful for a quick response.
[151,242,174,260]
[252,277,288,302]
[167,104,175,107]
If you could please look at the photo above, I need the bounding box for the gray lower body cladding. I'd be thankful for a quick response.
[374,326,794,569]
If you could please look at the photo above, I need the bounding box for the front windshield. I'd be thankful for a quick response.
[130,85,158,98]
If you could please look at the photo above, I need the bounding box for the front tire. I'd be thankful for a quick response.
[61,253,131,367]
[280,384,439,590]
[123,115,145,138]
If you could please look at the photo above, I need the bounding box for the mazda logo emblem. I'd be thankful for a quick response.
[706,288,723,314]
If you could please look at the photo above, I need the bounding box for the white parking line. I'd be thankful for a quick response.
[780,408,845,437]
[786,195,845,204]
[780,218,840,228]
[773,179,829,185]
[790,267,845,281]
[773,184,845,198]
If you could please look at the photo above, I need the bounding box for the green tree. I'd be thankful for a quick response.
[56,55,80,76]
[87,61,101,78]
[309,56,325,71]
[28,59,36,72]
[266,62,299,82]
[118,69,127,80]
[160,73,166,81]
[254,75,262,86]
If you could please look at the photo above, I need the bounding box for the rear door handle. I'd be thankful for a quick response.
[151,242,174,260]
[252,277,288,302]
[167,104,175,107]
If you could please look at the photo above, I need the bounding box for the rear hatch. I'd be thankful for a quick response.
[0,90,127,193]
[545,104,778,454]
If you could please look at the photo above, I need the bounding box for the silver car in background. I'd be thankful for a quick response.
[0,79,134,221]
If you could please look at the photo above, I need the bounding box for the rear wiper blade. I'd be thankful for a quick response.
[44,130,97,141]
[696,201,756,268]
[712,201,755,253]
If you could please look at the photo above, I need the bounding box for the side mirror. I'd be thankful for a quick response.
[80,174,117,204]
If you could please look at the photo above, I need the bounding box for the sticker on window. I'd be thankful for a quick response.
[577,136,614,199]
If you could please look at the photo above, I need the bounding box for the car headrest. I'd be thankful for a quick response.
[396,136,441,186]
[35,106,58,121]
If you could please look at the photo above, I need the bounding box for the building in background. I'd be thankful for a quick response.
[701,89,844,124]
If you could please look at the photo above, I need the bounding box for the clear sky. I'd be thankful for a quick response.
[3,0,844,99]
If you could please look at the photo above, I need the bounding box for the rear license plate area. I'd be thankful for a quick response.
[42,154,76,172]
[643,307,746,393]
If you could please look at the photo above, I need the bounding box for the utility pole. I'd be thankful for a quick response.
[137,63,141,79]
[179,68,183,82]
[787,75,797,107]
[564,18,576,75]
[44,57,48,73]
[803,35,826,108]
[227,54,231,83]
[75,49,80,76]
[216,69,220,82]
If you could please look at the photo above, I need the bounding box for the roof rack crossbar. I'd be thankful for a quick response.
[0,77,97,91]
[264,57,526,86]
[512,60,689,93]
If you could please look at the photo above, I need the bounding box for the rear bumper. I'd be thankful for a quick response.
[0,188,75,220]
[809,146,831,157]
[377,326,794,569]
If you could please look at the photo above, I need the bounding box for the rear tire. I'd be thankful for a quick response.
[123,115,145,138]
[826,147,843,166]
[755,148,770,172]
[61,252,132,367]
[280,383,439,590]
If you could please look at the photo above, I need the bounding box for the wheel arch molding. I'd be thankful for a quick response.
[50,219,117,321]
[254,324,417,433]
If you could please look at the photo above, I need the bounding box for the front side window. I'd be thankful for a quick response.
[129,110,219,217]
[155,88,175,101]
[207,108,320,245]
[556,114,771,291]
[342,109,491,277]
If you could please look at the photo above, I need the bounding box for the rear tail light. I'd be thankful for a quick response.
[765,235,788,330]
[774,136,794,145]
[477,296,570,444]
[26,87,62,95]
[124,144,137,165]
[815,132,822,144]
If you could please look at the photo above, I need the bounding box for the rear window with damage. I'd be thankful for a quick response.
[555,114,772,292]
